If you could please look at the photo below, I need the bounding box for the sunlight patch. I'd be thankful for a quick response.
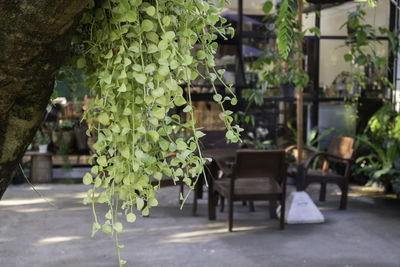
[35,236,82,246]
[0,198,54,207]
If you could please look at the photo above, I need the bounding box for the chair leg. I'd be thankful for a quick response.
[249,201,255,212]
[228,196,234,232]
[319,182,327,202]
[269,200,277,219]
[280,197,285,230]
[208,191,218,220]
[339,182,348,210]
[197,176,204,199]
[220,196,225,212]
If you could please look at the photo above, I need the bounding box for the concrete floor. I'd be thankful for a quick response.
[1,183,400,267]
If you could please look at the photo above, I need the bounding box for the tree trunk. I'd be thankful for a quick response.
[0,0,89,199]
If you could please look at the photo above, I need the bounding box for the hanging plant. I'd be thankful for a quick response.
[70,0,241,265]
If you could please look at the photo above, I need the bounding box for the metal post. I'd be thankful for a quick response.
[235,0,245,86]
[296,0,304,191]
[311,4,321,133]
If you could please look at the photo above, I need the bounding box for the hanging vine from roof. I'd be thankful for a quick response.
[71,0,241,265]
[275,0,298,60]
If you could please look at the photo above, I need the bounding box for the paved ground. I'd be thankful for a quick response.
[1,183,400,267]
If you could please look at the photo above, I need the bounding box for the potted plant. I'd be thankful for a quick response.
[256,52,297,97]
[34,130,51,153]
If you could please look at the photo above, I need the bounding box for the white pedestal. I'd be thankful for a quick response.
[284,191,325,224]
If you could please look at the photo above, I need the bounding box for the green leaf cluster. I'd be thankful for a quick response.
[275,0,298,60]
[340,5,396,108]
[71,0,241,265]
[354,103,400,189]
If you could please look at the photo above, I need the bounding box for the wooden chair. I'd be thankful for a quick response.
[288,136,355,210]
[209,150,287,232]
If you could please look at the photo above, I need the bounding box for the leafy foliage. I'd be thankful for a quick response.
[275,0,298,60]
[255,0,310,94]
[354,103,400,194]
[286,122,334,152]
[237,0,311,148]
[70,0,242,265]
[33,130,51,145]
[341,5,396,105]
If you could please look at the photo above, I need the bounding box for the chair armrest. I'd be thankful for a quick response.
[304,151,353,172]
[285,145,316,155]
[285,145,315,163]
[285,145,297,153]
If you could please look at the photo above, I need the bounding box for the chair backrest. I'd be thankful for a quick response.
[322,136,355,171]
[198,130,239,150]
[233,150,287,183]
[327,136,355,160]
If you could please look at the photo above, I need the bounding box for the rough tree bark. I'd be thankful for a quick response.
[0,0,89,199]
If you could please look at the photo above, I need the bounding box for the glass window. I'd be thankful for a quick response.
[303,12,316,37]
[224,0,265,16]
[319,39,389,98]
[321,1,390,36]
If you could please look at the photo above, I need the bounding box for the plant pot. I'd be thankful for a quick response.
[39,144,48,153]
[280,83,295,98]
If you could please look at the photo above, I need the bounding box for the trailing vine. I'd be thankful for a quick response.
[70,0,241,265]
[275,0,299,60]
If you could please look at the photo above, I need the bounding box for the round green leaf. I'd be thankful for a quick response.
[213,94,222,102]
[102,223,112,234]
[98,113,110,125]
[126,213,136,223]
[146,6,156,16]
[97,155,107,167]
[83,173,93,185]
[141,19,153,32]
[158,40,169,50]
[158,65,169,76]
[196,50,206,60]
[113,222,123,233]
[135,73,147,84]
[163,31,175,40]
[162,15,170,26]
[136,197,144,210]
[173,96,186,106]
